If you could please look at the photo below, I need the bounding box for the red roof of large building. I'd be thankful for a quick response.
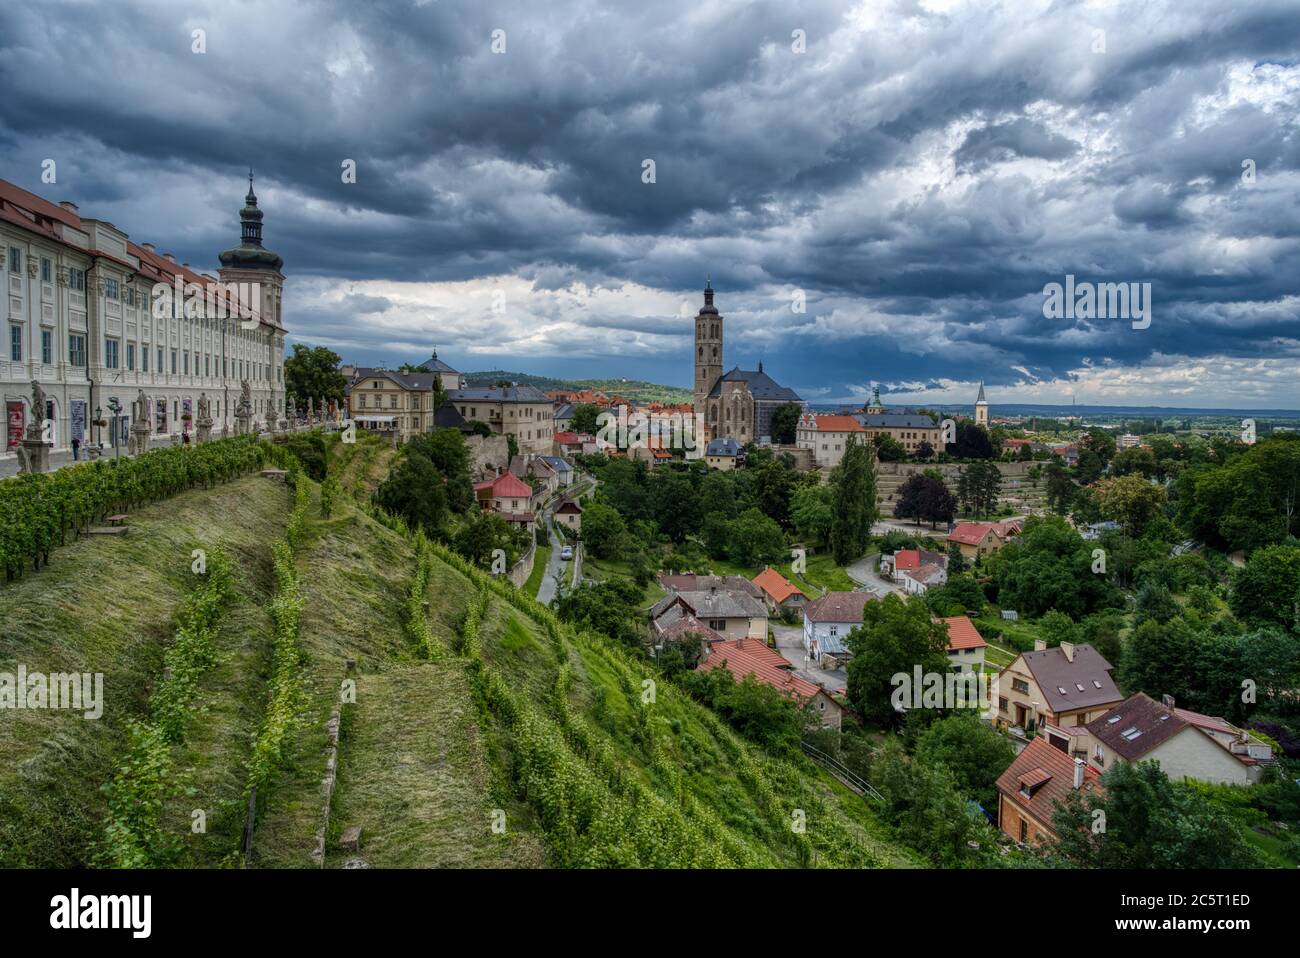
[698,638,825,702]
[474,472,534,499]
[553,431,584,445]
[811,414,865,433]
[947,522,1002,546]
[941,615,987,652]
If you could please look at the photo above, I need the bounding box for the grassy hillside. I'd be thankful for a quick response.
[0,436,917,869]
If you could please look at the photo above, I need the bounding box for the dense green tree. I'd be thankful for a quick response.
[1134,580,1180,625]
[1051,761,1262,868]
[957,461,1001,517]
[1044,460,1075,515]
[872,433,907,462]
[727,508,786,567]
[581,501,629,559]
[948,421,994,460]
[894,473,957,528]
[453,510,527,569]
[845,594,951,727]
[569,403,601,435]
[791,482,834,546]
[284,344,347,407]
[769,402,802,445]
[555,578,646,648]
[680,668,803,753]
[1095,474,1167,537]
[873,739,1000,866]
[702,511,732,558]
[375,452,449,536]
[650,469,700,543]
[913,714,1017,809]
[1119,617,1245,719]
[1228,543,1300,629]
[1177,436,1300,551]
[986,516,1120,619]
[829,437,879,565]
[405,429,474,512]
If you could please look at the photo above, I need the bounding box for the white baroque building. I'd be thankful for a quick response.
[0,174,286,458]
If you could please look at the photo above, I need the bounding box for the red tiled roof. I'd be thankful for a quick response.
[893,549,921,571]
[811,414,865,433]
[752,567,805,604]
[995,737,1103,832]
[942,615,987,651]
[553,431,583,445]
[947,522,1000,546]
[474,472,534,498]
[698,638,823,702]
[1173,706,1236,736]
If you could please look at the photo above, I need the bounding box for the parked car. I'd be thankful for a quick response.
[560,546,574,561]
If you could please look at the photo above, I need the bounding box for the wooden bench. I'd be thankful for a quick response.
[105,514,128,526]
[87,525,129,536]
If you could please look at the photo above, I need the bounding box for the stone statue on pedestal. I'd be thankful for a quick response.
[129,389,152,456]
[196,392,214,444]
[235,380,254,436]
[20,380,52,472]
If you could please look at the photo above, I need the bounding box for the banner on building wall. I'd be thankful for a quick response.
[71,401,86,443]
[155,398,168,434]
[119,415,130,445]
[182,398,193,433]
[7,401,23,448]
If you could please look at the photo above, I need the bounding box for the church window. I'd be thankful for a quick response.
[711,346,717,358]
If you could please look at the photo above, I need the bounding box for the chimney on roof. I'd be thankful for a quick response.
[182,262,190,269]
[1060,641,1075,663]
[1033,639,1047,652]
[141,243,155,253]
[1161,693,1175,708]
[1073,758,1085,790]
[58,200,78,213]
[163,252,175,262]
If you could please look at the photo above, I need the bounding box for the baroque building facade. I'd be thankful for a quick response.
[691,282,801,443]
[0,174,286,460]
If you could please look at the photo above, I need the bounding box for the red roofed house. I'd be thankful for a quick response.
[880,547,947,580]
[752,566,807,612]
[940,615,987,673]
[698,637,843,729]
[473,471,537,529]
[946,522,1008,560]
[795,412,867,469]
[900,561,947,595]
[995,736,1103,846]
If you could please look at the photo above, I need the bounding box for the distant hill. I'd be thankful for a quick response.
[463,370,692,405]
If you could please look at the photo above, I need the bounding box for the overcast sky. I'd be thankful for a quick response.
[2,0,1298,409]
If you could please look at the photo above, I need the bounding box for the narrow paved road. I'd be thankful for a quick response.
[844,554,902,596]
[535,512,567,606]
[535,474,594,606]
[771,623,849,694]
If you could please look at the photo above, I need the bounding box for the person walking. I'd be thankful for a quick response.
[71,435,80,461]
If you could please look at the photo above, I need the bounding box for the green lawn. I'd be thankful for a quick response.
[524,544,551,598]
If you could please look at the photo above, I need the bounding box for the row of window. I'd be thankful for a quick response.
[8,325,280,383]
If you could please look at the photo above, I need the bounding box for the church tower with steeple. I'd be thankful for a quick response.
[219,171,286,422]
[693,280,723,419]
[974,381,989,427]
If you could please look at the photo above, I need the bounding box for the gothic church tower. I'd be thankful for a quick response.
[693,280,723,418]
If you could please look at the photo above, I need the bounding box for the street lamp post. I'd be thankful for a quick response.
[107,397,122,461]
[94,405,103,450]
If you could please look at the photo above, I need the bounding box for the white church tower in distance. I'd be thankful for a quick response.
[974,382,989,427]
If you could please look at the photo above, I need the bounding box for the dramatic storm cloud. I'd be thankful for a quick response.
[2,0,1298,407]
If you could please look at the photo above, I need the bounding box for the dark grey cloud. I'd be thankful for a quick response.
[0,0,1297,406]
